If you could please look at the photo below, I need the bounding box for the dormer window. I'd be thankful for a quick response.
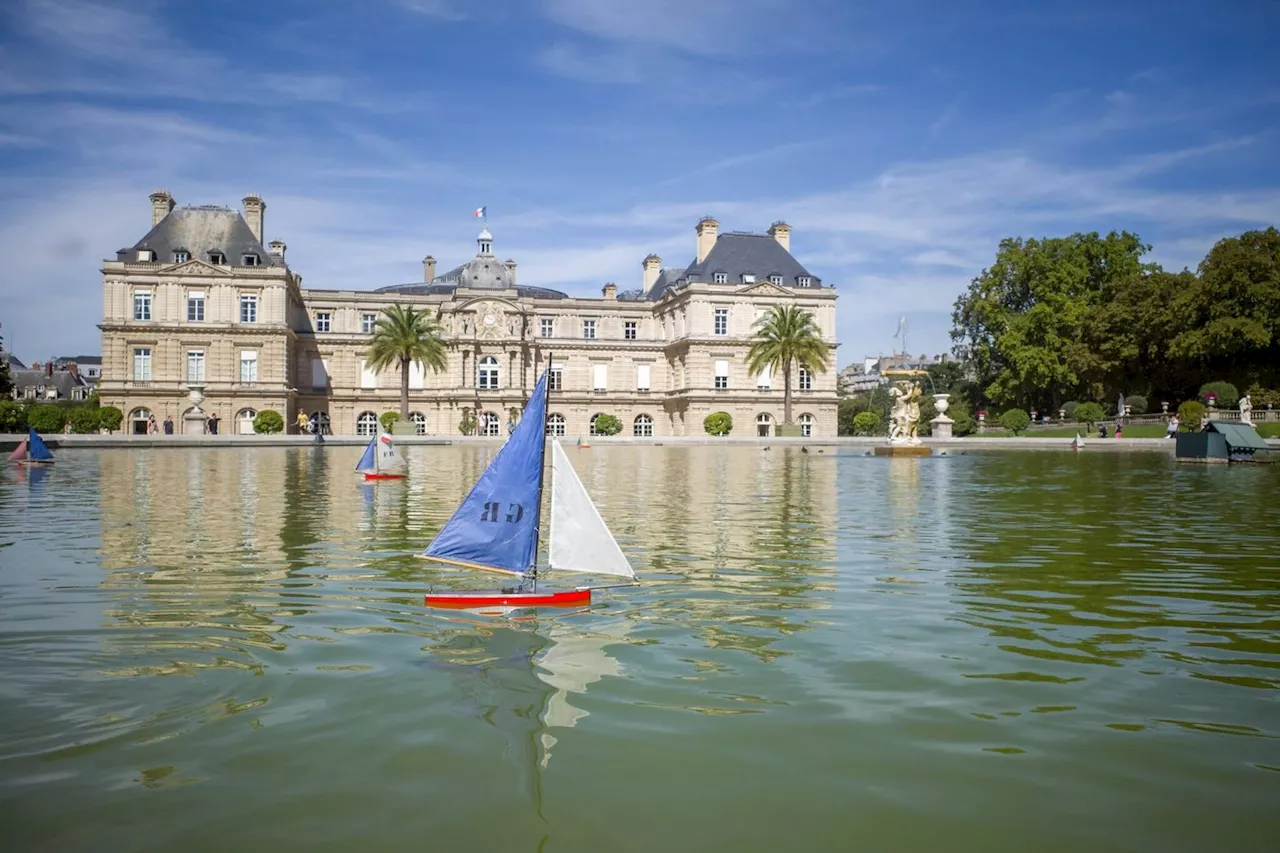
[797,276,811,287]
[769,274,783,286]
[713,272,727,284]
[173,250,189,263]
[242,253,260,267]
[137,249,153,262]
[742,273,756,284]
[208,251,225,265]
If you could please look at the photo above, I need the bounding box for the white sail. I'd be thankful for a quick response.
[548,440,634,580]
[376,431,407,472]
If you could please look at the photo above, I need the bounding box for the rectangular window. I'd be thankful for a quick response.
[799,367,812,391]
[541,317,554,338]
[173,251,189,264]
[713,272,727,284]
[240,294,258,323]
[624,320,637,340]
[361,313,377,334]
[132,347,151,381]
[592,363,607,391]
[636,364,651,391]
[549,366,563,391]
[742,274,756,284]
[186,350,205,383]
[316,312,331,333]
[360,359,377,389]
[769,274,783,285]
[798,276,811,287]
[311,358,328,388]
[240,351,258,382]
[583,319,596,340]
[242,254,259,267]
[714,359,729,390]
[757,364,772,389]
[714,307,728,336]
[208,252,225,265]
[133,291,152,321]
[187,295,205,322]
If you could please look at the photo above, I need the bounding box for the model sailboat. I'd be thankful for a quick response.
[1071,432,1085,451]
[355,430,407,480]
[9,427,54,465]
[422,359,636,609]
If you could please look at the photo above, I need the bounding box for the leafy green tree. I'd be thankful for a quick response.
[27,405,65,433]
[98,406,123,433]
[703,412,732,436]
[947,398,976,436]
[67,407,101,434]
[365,305,448,420]
[1178,400,1206,430]
[591,414,622,436]
[1124,394,1148,415]
[458,408,476,436]
[851,411,879,435]
[253,410,284,434]
[952,231,1155,409]
[0,400,25,432]
[380,411,400,433]
[999,409,1030,435]
[837,397,861,435]
[1199,381,1238,408]
[0,327,12,398]
[1074,402,1105,428]
[747,305,830,425]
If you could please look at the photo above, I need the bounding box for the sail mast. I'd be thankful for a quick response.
[529,351,553,589]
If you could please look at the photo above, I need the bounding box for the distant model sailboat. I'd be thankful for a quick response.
[355,430,407,480]
[8,427,54,465]
[1071,432,1085,451]
[422,358,636,609]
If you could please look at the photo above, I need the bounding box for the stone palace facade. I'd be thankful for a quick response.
[99,192,840,437]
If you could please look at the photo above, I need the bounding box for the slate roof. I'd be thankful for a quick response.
[5,355,26,369]
[375,281,571,300]
[119,206,278,267]
[11,367,90,400]
[620,231,827,302]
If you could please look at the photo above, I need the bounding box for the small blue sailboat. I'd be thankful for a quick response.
[422,356,636,609]
[9,427,55,466]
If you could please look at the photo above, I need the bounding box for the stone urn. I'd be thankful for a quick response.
[931,393,955,440]
[187,385,206,412]
[184,385,208,435]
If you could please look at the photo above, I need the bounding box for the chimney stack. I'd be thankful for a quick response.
[242,194,265,243]
[768,220,791,253]
[149,189,175,226]
[67,362,79,380]
[602,282,617,300]
[423,255,436,282]
[46,361,53,377]
[642,254,662,294]
[695,216,719,263]
[268,239,286,262]
[504,259,517,286]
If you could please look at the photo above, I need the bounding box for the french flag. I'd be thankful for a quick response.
[473,206,486,219]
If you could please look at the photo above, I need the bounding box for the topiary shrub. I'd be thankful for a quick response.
[27,404,65,433]
[999,408,1030,435]
[851,411,880,436]
[1124,395,1148,415]
[68,407,101,434]
[591,413,622,436]
[1178,400,1206,430]
[1061,401,1079,419]
[1074,402,1105,428]
[379,411,400,433]
[458,408,476,436]
[703,411,732,436]
[253,410,284,434]
[1199,381,1238,408]
[0,400,26,432]
[98,406,123,433]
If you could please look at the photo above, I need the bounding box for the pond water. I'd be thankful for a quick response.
[1,446,1278,852]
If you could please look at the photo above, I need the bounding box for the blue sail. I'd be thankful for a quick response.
[27,427,54,462]
[423,370,549,576]
[355,436,377,473]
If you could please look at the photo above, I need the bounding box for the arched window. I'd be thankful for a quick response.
[357,411,378,436]
[129,407,152,435]
[798,413,814,438]
[480,411,501,436]
[546,413,566,437]
[236,408,257,435]
[477,355,499,390]
[589,413,606,437]
[409,412,426,435]
[756,413,773,437]
[633,414,654,437]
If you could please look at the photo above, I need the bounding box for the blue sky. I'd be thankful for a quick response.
[1,0,1277,365]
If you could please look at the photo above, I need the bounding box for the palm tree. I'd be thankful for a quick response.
[746,304,830,426]
[366,305,448,421]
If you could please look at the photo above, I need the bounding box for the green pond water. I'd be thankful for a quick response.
[1,446,1278,852]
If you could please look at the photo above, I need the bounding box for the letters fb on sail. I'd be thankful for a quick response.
[548,440,634,580]
[423,370,550,575]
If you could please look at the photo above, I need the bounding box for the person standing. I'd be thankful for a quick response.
[163,415,174,435]
[207,412,220,435]
[296,410,310,434]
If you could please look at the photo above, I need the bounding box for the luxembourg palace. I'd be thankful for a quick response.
[99,192,840,438]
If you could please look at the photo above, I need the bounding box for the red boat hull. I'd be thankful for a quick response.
[362,472,405,480]
[424,588,591,609]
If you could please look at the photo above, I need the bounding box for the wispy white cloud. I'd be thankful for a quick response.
[927,99,961,138]
[800,83,883,108]
[1105,89,1136,105]
[396,0,466,21]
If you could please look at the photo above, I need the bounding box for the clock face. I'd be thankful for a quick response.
[483,313,496,326]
